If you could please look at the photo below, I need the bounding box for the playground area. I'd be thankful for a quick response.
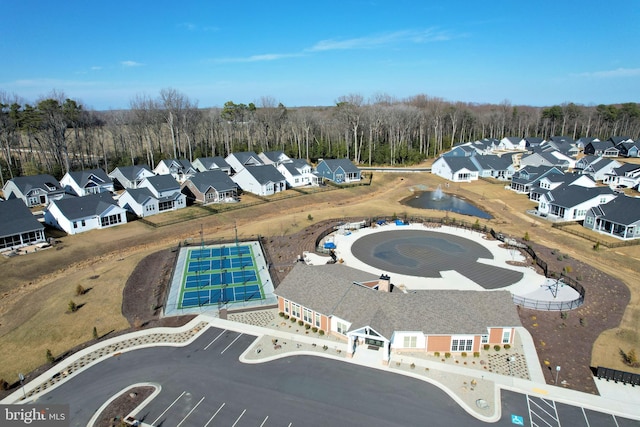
[164,241,276,316]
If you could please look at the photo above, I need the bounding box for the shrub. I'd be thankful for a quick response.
[504,344,511,350]
[46,349,55,363]
[483,344,490,351]
[284,314,290,319]
[318,330,325,336]
[307,214,313,221]
[68,300,78,313]
[75,284,85,296]
[92,327,98,340]
[312,326,318,333]
[563,265,572,274]
[305,324,311,330]
[560,312,568,320]
[493,345,501,351]
[473,352,480,358]
[0,379,8,390]
[410,363,415,369]
[523,232,530,241]
[278,312,285,317]
[322,345,328,350]
[461,352,467,357]
[298,320,304,326]
[290,317,296,323]
[434,351,440,357]
[444,352,451,358]
[593,242,600,251]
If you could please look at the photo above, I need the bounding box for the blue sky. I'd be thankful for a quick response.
[2,0,639,110]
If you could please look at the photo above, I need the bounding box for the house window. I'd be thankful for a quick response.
[315,312,321,328]
[303,308,312,323]
[481,335,489,344]
[337,321,348,335]
[101,214,122,227]
[291,303,300,318]
[451,337,473,352]
[403,336,417,348]
[283,299,289,314]
[540,202,546,209]
[81,220,86,227]
[73,222,78,229]
[159,201,173,211]
[502,330,511,344]
[599,197,607,204]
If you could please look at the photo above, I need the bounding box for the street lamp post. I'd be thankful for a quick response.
[555,365,561,384]
[507,355,515,377]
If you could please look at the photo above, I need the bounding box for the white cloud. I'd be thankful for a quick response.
[213,53,304,63]
[121,60,143,67]
[309,28,451,52]
[179,22,219,32]
[91,66,102,71]
[576,68,640,78]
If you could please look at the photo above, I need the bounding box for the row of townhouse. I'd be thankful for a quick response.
[0,154,361,246]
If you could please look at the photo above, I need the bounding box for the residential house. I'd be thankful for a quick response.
[44,193,126,235]
[584,140,617,157]
[509,166,564,194]
[574,155,598,173]
[138,175,187,213]
[537,186,616,222]
[231,165,287,196]
[117,187,159,218]
[258,150,293,166]
[59,169,114,196]
[108,165,154,190]
[584,196,640,240]
[616,141,640,158]
[181,170,239,204]
[192,157,232,175]
[0,198,46,250]
[603,163,640,189]
[524,137,545,150]
[153,159,197,183]
[519,151,571,170]
[581,157,622,182]
[529,173,596,202]
[441,143,478,158]
[277,159,319,187]
[225,151,263,174]
[276,263,521,364]
[3,174,65,207]
[315,158,362,184]
[431,157,479,182]
[498,137,525,151]
[608,136,633,145]
[472,155,515,180]
[575,137,599,150]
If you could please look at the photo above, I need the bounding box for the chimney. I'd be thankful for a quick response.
[378,274,391,292]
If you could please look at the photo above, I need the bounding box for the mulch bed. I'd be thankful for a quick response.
[94,386,155,427]
[517,242,629,394]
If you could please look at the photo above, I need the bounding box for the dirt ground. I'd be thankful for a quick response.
[1,170,639,396]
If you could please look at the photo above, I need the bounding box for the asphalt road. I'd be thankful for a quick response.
[39,328,639,427]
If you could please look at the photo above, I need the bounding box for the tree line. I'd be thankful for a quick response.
[1,88,639,183]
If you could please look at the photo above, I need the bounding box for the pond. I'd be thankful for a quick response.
[402,187,493,219]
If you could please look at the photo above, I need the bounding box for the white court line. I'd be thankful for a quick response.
[204,330,227,350]
[151,391,186,426]
[176,396,205,427]
[259,416,269,427]
[232,409,246,427]
[221,333,243,354]
[582,407,591,427]
[204,402,225,427]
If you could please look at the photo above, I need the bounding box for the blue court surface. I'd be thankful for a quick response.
[179,244,264,309]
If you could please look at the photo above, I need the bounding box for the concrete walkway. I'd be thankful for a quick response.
[2,312,639,425]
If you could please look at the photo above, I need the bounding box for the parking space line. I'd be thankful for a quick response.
[259,416,269,427]
[582,407,591,427]
[204,402,225,427]
[612,414,620,427]
[151,391,186,426]
[176,396,205,427]
[527,395,558,427]
[221,333,243,354]
[232,409,246,427]
[204,330,227,350]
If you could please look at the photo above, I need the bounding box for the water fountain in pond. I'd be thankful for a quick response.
[432,184,445,201]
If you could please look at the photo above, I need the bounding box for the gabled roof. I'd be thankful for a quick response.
[549,136,575,144]
[229,151,263,166]
[544,186,614,208]
[260,151,291,164]
[511,166,563,185]
[144,175,180,192]
[610,163,640,176]
[525,137,545,145]
[108,165,152,180]
[6,174,62,193]
[319,158,360,173]
[0,198,44,237]
[49,193,118,220]
[437,156,479,172]
[65,169,111,187]
[608,136,632,145]
[590,196,640,226]
[276,263,521,338]
[121,187,155,204]
[194,157,231,171]
[586,141,615,151]
[587,157,619,173]
[242,165,286,184]
[186,170,237,193]
[157,158,195,171]
[472,154,513,170]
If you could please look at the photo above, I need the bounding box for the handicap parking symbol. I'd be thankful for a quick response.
[511,414,524,425]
